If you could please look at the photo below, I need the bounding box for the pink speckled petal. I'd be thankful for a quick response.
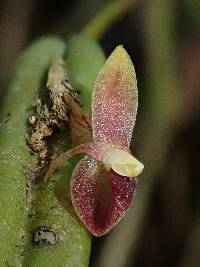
[71,154,137,236]
[92,46,138,147]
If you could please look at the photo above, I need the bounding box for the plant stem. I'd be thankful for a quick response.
[82,0,138,39]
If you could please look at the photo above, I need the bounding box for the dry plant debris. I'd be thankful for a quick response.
[28,57,92,163]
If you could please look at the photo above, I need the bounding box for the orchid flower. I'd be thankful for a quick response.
[45,46,144,236]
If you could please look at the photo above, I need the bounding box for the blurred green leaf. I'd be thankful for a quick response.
[65,34,105,115]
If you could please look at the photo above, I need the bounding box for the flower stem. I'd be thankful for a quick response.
[82,0,139,39]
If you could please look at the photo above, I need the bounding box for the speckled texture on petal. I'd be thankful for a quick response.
[70,155,137,236]
[92,46,138,147]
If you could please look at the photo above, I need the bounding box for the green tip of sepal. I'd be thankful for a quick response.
[103,45,136,78]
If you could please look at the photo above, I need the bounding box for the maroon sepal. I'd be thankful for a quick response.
[71,155,137,236]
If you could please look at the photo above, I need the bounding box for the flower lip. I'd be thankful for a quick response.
[102,147,144,178]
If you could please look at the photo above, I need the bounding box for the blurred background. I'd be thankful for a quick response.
[0,0,199,266]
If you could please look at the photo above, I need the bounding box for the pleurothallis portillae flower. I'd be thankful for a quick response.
[45,45,144,236]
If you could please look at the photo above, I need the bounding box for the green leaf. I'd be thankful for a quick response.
[65,34,105,115]
[0,37,66,266]
[0,34,105,266]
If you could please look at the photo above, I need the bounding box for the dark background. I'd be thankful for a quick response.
[0,1,200,266]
